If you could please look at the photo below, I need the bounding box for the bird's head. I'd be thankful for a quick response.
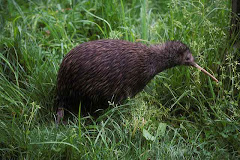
[164,41,218,82]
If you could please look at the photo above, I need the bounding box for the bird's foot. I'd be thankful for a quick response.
[56,107,64,125]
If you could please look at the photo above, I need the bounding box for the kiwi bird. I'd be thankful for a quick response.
[56,39,218,122]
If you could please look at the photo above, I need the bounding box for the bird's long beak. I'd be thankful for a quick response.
[191,62,218,83]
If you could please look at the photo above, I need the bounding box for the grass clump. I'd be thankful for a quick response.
[0,0,239,159]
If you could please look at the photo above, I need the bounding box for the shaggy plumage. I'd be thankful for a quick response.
[56,39,193,117]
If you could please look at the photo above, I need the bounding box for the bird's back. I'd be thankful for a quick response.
[57,39,152,112]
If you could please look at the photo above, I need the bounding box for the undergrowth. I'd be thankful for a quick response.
[0,0,239,159]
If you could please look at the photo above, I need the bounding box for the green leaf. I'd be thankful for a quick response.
[143,129,155,141]
[156,123,167,137]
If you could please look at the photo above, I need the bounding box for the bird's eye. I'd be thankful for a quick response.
[185,53,191,61]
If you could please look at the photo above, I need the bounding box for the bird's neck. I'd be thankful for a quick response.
[147,44,179,76]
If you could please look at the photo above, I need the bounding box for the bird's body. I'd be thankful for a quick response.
[56,39,217,120]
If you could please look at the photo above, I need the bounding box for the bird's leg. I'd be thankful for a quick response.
[56,107,64,125]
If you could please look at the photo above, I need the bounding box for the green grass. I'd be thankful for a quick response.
[0,0,240,159]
